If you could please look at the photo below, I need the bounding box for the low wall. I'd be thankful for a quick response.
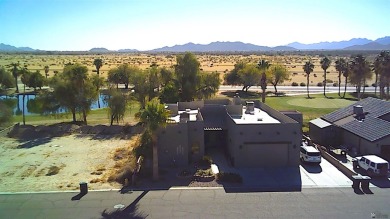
[313,143,357,180]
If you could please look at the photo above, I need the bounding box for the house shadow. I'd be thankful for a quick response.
[301,163,322,173]
[100,190,149,219]
[223,167,302,193]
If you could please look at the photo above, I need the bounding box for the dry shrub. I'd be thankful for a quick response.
[46,165,62,176]
[90,178,102,183]
[106,135,139,185]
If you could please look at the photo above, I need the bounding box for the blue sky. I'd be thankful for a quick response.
[1,0,389,51]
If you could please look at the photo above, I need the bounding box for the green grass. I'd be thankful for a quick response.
[266,93,357,132]
[12,102,140,126]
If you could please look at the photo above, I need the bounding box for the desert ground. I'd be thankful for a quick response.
[0,53,377,86]
[0,132,135,192]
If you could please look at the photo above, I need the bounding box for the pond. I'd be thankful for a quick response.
[0,94,108,116]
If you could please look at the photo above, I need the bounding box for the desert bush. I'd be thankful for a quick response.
[46,166,61,176]
[300,82,306,87]
[372,83,377,87]
[326,79,333,83]
[194,168,214,177]
[216,172,242,183]
[108,165,133,184]
[291,82,298,86]
[333,82,338,87]
[317,82,323,87]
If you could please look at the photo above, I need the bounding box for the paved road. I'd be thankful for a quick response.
[219,85,375,94]
[1,188,389,219]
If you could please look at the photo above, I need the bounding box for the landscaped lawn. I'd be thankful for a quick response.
[266,93,357,132]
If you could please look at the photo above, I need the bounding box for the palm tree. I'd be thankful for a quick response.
[257,59,270,103]
[44,65,50,79]
[373,58,380,97]
[137,98,169,181]
[349,55,371,100]
[303,60,314,98]
[8,62,20,93]
[335,58,346,97]
[376,51,390,99]
[93,58,103,76]
[342,62,350,98]
[320,57,331,98]
[20,67,30,125]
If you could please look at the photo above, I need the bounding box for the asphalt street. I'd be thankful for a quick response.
[1,187,389,219]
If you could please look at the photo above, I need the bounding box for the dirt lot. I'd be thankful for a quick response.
[0,131,136,192]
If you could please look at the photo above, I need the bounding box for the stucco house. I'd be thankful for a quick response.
[309,97,390,161]
[157,96,302,168]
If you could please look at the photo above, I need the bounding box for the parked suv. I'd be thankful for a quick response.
[353,155,389,177]
[300,145,321,164]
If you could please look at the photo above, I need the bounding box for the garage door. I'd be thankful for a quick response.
[238,143,288,167]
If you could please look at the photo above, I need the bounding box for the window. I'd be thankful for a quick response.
[370,163,375,168]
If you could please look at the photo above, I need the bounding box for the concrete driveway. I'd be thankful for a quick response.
[300,159,352,187]
[209,148,352,190]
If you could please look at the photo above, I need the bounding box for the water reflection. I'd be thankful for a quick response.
[0,94,108,115]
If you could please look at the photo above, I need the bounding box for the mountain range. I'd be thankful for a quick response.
[1,36,390,52]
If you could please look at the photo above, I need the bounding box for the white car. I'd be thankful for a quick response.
[352,155,389,177]
[300,145,321,164]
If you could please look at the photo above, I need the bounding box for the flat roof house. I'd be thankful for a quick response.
[309,97,390,160]
[157,97,302,168]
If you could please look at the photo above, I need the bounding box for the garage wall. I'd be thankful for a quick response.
[228,122,301,167]
[342,130,380,155]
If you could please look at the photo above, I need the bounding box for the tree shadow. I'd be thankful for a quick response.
[16,137,52,149]
[100,190,149,219]
[220,90,261,99]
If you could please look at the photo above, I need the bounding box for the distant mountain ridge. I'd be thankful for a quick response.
[151,41,296,52]
[1,36,390,52]
[0,43,35,52]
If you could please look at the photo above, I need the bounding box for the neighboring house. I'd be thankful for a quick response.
[157,97,302,168]
[309,97,390,161]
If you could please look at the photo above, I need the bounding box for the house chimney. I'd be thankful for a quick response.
[245,101,255,114]
[233,93,241,105]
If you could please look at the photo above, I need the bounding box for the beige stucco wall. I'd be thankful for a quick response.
[226,114,301,167]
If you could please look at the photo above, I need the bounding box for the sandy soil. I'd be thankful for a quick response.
[0,134,132,192]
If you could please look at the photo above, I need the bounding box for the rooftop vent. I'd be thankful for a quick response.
[353,105,365,121]
[245,101,255,114]
[353,105,363,115]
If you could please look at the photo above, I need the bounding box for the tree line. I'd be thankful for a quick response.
[223,51,390,101]
[0,52,220,126]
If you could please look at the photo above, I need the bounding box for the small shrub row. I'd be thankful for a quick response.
[292,82,298,86]
[194,168,214,177]
[216,172,242,183]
